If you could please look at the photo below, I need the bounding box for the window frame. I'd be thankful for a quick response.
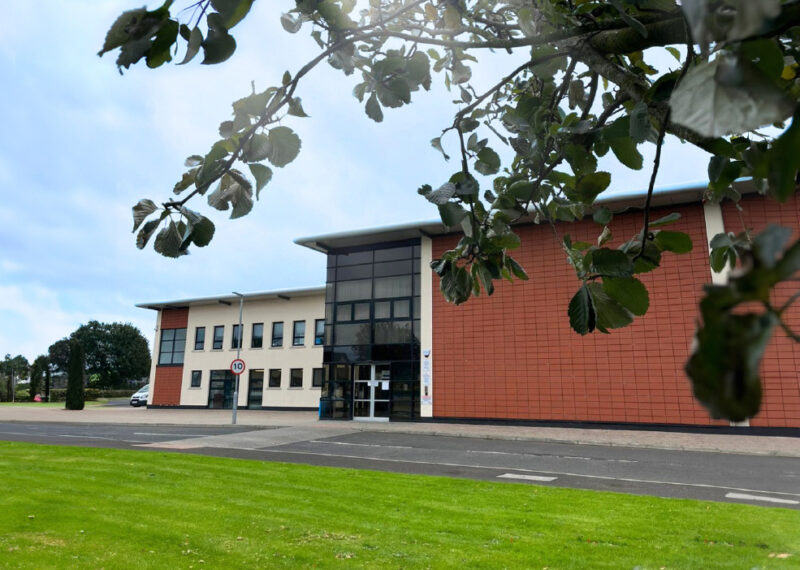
[251,322,264,349]
[231,323,242,350]
[190,370,202,388]
[312,367,323,388]
[212,325,224,350]
[268,368,281,388]
[289,368,303,388]
[271,322,284,347]
[194,327,205,351]
[158,328,187,365]
[292,320,305,346]
[314,319,325,345]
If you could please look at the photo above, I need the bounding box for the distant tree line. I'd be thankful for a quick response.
[1,321,150,403]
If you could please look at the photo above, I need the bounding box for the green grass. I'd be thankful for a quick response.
[0,442,797,569]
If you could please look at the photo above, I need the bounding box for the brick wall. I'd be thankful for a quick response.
[720,194,800,427]
[151,308,189,407]
[431,202,735,426]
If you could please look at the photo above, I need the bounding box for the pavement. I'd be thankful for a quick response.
[0,404,798,457]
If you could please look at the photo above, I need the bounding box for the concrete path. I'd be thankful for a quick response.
[0,405,798,457]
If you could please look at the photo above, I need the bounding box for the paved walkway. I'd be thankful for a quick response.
[0,405,798,457]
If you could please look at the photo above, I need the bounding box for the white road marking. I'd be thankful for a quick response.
[725,493,799,505]
[309,440,412,449]
[133,432,217,437]
[467,449,637,463]
[257,448,800,498]
[498,473,558,482]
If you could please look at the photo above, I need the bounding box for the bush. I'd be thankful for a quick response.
[66,340,85,410]
[49,388,138,402]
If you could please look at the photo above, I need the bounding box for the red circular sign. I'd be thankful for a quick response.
[230,359,246,375]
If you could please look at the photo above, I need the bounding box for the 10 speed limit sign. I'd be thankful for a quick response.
[230,359,246,376]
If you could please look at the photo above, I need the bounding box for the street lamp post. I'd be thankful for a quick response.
[232,291,244,425]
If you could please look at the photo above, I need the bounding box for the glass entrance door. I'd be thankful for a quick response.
[353,363,390,421]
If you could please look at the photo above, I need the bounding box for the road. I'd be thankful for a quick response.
[1,421,798,510]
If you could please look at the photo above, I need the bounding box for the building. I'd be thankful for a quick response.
[137,287,325,410]
[139,183,800,428]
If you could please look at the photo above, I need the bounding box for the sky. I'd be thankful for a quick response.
[0,1,712,361]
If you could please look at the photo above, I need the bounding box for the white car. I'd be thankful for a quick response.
[129,385,149,407]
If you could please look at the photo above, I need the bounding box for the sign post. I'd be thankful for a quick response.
[231,292,245,424]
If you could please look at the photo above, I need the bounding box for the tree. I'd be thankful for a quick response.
[49,322,151,388]
[101,0,800,422]
[0,354,30,402]
[65,340,85,411]
[29,355,49,401]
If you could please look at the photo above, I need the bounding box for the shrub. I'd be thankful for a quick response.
[65,340,85,410]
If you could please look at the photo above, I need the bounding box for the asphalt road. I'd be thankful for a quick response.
[1,422,798,510]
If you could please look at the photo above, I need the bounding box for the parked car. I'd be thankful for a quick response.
[130,385,149,407]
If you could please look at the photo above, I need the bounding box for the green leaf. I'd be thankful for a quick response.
[506,256,529,280]
[438,203,468,227]
[568,284,595,335]
[201,14,236,64]
[185,155,204,167]
[607,136,643,170]
[287,97,309,118]
[153,220,183,258]
[98,9,149,56]
[173,169,198,194]
[574,171,610,203]
[654,230,693,253]
[475,147,501,175]
[431,137,450,160]
[603,276,649,316]
[593,207,613,225]
[376,77,411,108]
[767,108,800,202]
[210,0,254,28]
[590,248,633,277]
[132,199,158,232]
[670,56,794,138]
[280,12,303,33]
[136,219,161,249]
[650,212,681,227]
[190,216,215,247]
[178,26,203,64]
[241,133,270,162]
[629,101,650,144]
[586,282,633,333]
[365,92,383,123]
[686,312,776,422]
[248,164,272,198]
[146,19,179,68]
[266,126,301,167]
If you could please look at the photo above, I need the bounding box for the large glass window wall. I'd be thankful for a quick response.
[320,241,421,421]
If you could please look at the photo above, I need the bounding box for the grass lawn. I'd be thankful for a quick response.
[0,442,797,569]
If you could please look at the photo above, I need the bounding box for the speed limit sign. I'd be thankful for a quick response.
[230,359,246,375]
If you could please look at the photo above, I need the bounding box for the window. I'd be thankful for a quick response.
[293,321,305,346]
[194,327,205,350]
[190,370,202,388]
[290,368,303,388]
[271,322,283,347]
[312,368,323,388]
[213,325,224,350]
[314,319,325,345]
[231,324,242,349]
[158,328,186,365]
[268,368,281,388]
[251,323,264,348]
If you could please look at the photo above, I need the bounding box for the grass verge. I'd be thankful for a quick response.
[0,441,797,568]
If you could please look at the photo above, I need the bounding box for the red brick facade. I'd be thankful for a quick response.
[152,308,189,406]
[431,199,800,427]
[720,194,800,427]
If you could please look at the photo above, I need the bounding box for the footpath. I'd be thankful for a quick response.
[0,405,798,457]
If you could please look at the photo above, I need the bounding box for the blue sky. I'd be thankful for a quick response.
[0,1,711,360]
